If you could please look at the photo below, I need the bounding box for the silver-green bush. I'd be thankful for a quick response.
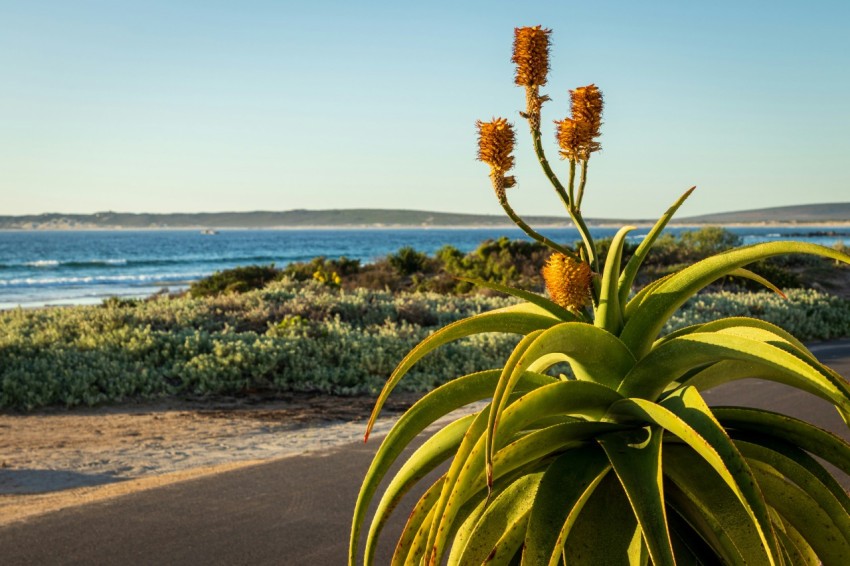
[1,281,847,410]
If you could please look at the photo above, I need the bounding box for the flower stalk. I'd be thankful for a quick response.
[477,118,578,260]
[507,26,603,296]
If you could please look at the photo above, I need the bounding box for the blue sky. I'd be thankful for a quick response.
[2,1,848,219]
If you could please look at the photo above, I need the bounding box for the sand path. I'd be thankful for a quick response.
[1,393,480,525]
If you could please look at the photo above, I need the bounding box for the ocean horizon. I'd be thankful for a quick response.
[1,226,848,310]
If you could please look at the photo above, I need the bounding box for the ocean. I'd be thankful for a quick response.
[1,226,847,309]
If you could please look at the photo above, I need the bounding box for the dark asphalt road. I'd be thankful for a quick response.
[1,340,849,565]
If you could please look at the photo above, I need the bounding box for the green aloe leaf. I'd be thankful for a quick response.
[447,494,490,566]
[694,317,808,352]
[663,445,768,565]
[351,368,555,565]
[365,303,561,438]
[486,322,634,488]
[661,387,783,561]
[709,324,850,391]
[364,413,475,564]
[524,322,637,387]
[680,323,849,410]
[433,420,628,566]
[750,460,850,564]
[447,468,540,566]
[618,186,695,308]
[457,276,580,321]
[425,406,493,564]
[486,330,546,487]
[773,520,818,566]
[681,360,793,398]
[620,241,850,357]
[607,391,780,563]
[714,407,850,477]
[600,426,676,566]
[730,432,850,515]
[726,267,787,297]
[403,502,437,566]
[481,509,530,565]
[563,473,649,565]
[454,471,543,565]
[526,352,571,374]
[595,225,635,333]
[618,333,850,413]
[651,322,706,347]
[624,273,674,320]
[775,515,820,565]
[497,380,624,438]
[735,439,850,545]
[655,315,805,351]
[624,267,780,325]
[523,446,611,566]
[391,476,443,566]
[666,505,724,565]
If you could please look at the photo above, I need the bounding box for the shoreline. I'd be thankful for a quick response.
[2,221,850,232]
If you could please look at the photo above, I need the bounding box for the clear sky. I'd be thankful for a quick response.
[2,1,848,219]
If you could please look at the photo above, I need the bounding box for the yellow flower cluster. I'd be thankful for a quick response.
[313,269,341,287]
[541,252,593,311]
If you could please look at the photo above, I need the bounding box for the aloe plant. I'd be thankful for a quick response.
[350,26,850,565]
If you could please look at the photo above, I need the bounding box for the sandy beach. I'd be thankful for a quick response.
[0,393,480,526]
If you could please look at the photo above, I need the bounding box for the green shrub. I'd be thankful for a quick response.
[438,237,550,293]
[387,246,432,276]
[188,264,281,297]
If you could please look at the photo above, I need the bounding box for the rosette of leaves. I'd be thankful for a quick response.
[350,25,850,566]
[350,197,850,564]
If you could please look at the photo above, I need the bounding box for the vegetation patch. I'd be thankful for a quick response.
[1,280,847,411]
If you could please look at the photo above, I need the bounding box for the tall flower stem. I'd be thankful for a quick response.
[525,101,599,278]
[493,176,578,260]
[528,119,572,212]
[568,209,599,303]
[576,160,589,209]
[567,160,577,207]
[569,160,597,277]
[565,158,602,282]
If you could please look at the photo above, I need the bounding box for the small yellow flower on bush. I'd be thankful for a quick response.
[312,269,341,287]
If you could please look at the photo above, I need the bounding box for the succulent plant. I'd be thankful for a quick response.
[350,26,850,565]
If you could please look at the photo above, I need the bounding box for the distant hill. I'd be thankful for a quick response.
[680,203,850,224]
[0,203,847,230]
[0,209,569,230]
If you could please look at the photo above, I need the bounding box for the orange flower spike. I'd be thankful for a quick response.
[555,117,591,161]
[570,84,604,157]
[542,252,593,311]
[511,26,551,88]
[476,118,516,173]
